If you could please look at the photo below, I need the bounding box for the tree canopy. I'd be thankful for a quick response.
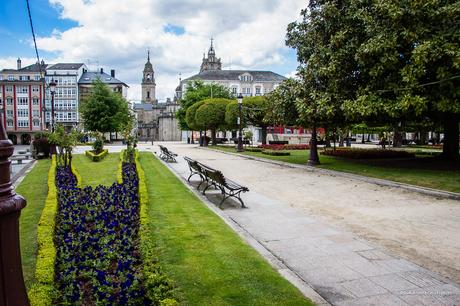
[80,79,131,136]
[176,80,232,130]
[195,98,233,145]
[285,0,460,159]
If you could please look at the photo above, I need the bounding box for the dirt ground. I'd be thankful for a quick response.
[165,143,460,284]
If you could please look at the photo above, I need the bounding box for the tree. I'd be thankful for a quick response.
[80,79,130,135]
[176,80,232,131]
[195,98,232,145]
[341,0,460,158]
[185,101,206,134]
[243,96,270,145]
[48,124,80,167]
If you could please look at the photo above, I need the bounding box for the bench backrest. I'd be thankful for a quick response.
[204,168,226,186]
[184,157,201,172]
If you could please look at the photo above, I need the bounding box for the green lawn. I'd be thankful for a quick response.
[210,145,460,193]
[72,153,119,186]
[139,152,312,305]
[17,159,51,290]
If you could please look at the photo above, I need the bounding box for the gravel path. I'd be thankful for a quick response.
[160,142,460,285]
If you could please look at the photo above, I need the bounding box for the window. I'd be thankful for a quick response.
[6,110,13,117]
[17,109,29,118]
[147,91,150,99]
[18,97,29,106]
[7,120,13,127]
[33,119,40,127]
[33,97,39,105]
[19,76,30,81]
[34,75,41,81]
[5,86,13,93]
[8,75,14,81]
[255,86,261,95]
[17,119,29,127]
[32,86,40,93]
[16,86,28,94]
[232,87,237,94]
[33,110,39,117]
[6,98,13,105]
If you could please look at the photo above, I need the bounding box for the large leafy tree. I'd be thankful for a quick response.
[176,80,232,130]
[80,79,130,137]
[342,0,460,158]
[195,98,232,145]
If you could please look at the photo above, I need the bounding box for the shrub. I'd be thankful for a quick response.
[28,156,58,306]
[321,148,415,159]
[259,144,310,150]
[85,149,108,162]
[262,150,291,156]
[93,137,104,153]
[244,147,263,152]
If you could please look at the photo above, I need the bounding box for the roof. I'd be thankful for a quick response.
[1,62,47,73]
[47,63,85,70]
[78,71,128,87]
[182,70,286,83]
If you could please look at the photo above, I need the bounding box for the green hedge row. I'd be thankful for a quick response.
[321,148,415,159]
[262,150,291,156]
[85,149,108,162]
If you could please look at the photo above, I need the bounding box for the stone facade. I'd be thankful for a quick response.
[134,52,181,142]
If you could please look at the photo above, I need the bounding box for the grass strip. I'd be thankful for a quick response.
[139,152,312,305]
[72,153,119,187]
[17,159,51,290]
[211,146,460,193]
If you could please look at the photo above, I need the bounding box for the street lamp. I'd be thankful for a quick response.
[49,79,56,132]
[0,105,29,304]
[237,93,243,152]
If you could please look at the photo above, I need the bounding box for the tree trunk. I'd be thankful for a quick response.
[308,121,320,165]
[191,131,195,144]
[361,132,365,144]
[261,126,268,145]
[393,126,402,147]
[211,129,217,146]
[442,116,459,159]
[203,129,208,147]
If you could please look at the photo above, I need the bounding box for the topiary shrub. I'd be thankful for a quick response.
[244,147,263,152]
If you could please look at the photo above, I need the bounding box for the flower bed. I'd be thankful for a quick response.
[321,148,415,159]
[53,162,148,304]
[262,150,291,156]
[259,144,310,150]
[85,149,108,162]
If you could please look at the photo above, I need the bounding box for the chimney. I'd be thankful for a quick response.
[110,69,115,78]
[100,68,103,74]
[17,58,21,70]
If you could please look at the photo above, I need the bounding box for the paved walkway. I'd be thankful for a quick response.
[151,142,460,306]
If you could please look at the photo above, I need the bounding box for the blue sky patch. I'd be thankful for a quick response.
[163,23,185,36]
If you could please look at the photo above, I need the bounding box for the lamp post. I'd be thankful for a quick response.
[0,107,29,305]
[237,93,243,152]
[49,79,56,132]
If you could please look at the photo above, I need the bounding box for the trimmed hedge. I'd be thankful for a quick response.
[28,156,58,306]
[85,149,108,162]
[321,148,415,159]
[243,147,263,152]
[262,150,291,156]
[134,151,177,304]
[259,144,310,150]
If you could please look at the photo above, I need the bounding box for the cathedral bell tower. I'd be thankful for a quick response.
[142,50,156,103]
[200,38,222,73]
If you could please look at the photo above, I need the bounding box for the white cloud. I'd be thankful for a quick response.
[5,0,304,100]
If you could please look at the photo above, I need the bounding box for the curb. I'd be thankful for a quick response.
[152,151,330,306]
[201,147,460,202]
[12,160,36,187]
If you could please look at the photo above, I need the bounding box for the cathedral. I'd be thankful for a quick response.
[134,51,182,142]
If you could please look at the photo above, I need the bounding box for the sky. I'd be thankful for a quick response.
[0,0,304,102]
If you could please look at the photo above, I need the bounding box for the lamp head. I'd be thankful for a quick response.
[237,93,243,104]
[49,79,57,94]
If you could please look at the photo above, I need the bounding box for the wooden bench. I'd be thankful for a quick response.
[183,156,249,208]
[159,145,178,162]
